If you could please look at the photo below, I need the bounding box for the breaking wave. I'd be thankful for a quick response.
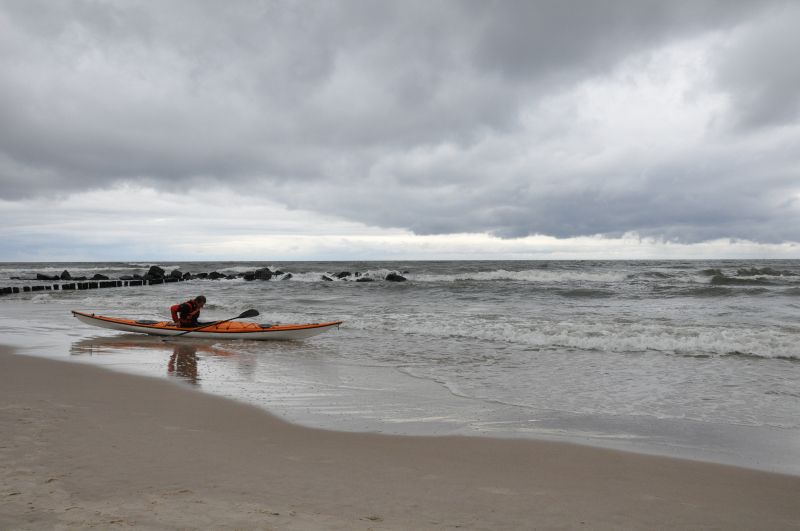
[409,269,627,283]
[344,314,800,361]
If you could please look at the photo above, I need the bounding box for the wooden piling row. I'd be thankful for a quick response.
[0,278,184,296]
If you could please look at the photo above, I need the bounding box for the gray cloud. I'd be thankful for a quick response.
[713,2,800,129]
[0,0,798,243]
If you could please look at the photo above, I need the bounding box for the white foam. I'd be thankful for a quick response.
[344,314,800,360]
[409,269,628,283]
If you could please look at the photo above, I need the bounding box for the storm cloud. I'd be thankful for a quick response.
[0,0,798,244]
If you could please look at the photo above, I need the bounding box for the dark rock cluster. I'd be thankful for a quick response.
[34,271,110,281]
[703,267,796,286]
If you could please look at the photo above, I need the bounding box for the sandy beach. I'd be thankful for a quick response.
[1,346,799,531]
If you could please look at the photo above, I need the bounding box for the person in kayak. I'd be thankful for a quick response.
[170,295,206,327]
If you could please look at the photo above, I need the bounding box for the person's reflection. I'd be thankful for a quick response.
[168,344,199,384]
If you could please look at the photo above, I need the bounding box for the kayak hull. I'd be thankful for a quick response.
[72,311,342,340]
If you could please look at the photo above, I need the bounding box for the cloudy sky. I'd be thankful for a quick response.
[1,0,798,261]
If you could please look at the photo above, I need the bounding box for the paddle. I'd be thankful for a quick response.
[163,309,260,340]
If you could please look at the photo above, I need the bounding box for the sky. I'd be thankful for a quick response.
[1,0,799,261]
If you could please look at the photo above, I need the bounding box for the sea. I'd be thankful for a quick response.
[1,260,799,475]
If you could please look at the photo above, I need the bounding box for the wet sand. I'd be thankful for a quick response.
[2,346,799,531]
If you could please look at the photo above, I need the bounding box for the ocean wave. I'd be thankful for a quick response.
[410,269,627,283]
[651,285,778,298]
[213,265,281,274]
[710,274,775,286]
[627,270,675,279]
[722,351,800,362]
[684,287,771,297]
[280,269,395,282]
[765,390,800,397]
[0,265,138,275]
[735,267,798,277]
[345,317,800,360]
[273,268,626,283]
[556,288,615,298]
[674,286,736,297]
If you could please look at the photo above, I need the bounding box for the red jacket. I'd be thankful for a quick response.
[171,299,202,326]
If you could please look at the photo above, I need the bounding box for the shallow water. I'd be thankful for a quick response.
[1,260,799,474]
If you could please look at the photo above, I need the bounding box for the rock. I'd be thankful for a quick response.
[208,271,225,280]
[120,275,134,281]
[321,275,333,281]
[60,270,72,280]
[182,272,193,280]
[356,277,375,283]
[385,272,406,282]
[91,274,110,280]
[169,269,183,279]
[254,267,273,280]
[146,265,165,279]
[196,273,209,279]
[36,273,58,281]
[243,268,273,281]
[281,273,293,280]
[335,271,352,279]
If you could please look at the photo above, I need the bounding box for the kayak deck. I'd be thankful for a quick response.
[72,310,342,340]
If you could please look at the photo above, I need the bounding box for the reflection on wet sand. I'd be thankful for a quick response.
[68,334,343,411]
[168,344,199,384]
[70,335,238,385]
[71,334,237,357]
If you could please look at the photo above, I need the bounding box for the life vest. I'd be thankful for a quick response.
[171,299,202,325]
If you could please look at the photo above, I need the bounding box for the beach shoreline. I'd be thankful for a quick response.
[2,346,799,530]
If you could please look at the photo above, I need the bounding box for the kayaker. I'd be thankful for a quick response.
[170,295,206,327]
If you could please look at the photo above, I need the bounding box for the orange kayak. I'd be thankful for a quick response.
[72,310,342,340]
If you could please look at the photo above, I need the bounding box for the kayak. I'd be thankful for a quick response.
[72,310,342,340]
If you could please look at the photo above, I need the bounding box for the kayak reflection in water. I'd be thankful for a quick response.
[168,344,199,384]
[170,295,207,328]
